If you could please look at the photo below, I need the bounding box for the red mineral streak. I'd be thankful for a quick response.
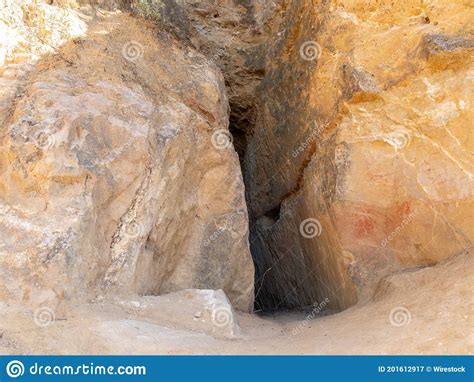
[353,208,376,239]
[386,201,411,231]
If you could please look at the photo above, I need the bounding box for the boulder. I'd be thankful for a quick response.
[116,289,241,339]
[0,11,254,311]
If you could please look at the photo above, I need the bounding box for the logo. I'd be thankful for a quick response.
[389,306,411,327]
[211,129,233,150]
[124,221,144,238]
[386,129,411,150]
[33,130,55,149]
[212,306,233,327]
[299,41,322,61]
[6,360,25,378]
[299,218,323,238]
[33,307,55,328]
[122,41,144,62]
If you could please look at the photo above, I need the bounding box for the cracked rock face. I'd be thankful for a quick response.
[0,11,254,312]
[1,0,472,317]
[245,0,473,310]
[162,0,473,311]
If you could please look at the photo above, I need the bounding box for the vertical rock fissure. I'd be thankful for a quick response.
[216,0,359,313]
[152,0,358,313]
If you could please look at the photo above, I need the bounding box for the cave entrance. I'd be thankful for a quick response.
[206,4,358,314]
[226,105,320,314]
[227,103,358,315]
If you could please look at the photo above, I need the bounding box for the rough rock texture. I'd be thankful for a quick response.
[0,0,472,357]
[116,289,241,339]
[245,0,474,310]
[146,0,284,158]
[160,0,474,311]
[0,8,254,311]
[0,0,87,67]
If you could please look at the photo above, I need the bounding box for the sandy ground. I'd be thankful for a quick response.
[0,250,472,355]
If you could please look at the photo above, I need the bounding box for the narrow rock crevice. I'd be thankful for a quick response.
[151,0,346,313]
[120,0,474,315]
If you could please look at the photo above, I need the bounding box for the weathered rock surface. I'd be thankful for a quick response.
[0,0,472,320]
[0,0,472,356]
[245,0,474,310]
[161,0,474,311]
[116,289,241,339]
[142,0,284,159]
[0,9,254,311]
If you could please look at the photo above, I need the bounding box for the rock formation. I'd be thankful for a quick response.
[155,0,474,311]
[244,0,473,311]
[0,2,254,312]
[0,0,472,356]
[0,0,473,320]
[115,289,242,339]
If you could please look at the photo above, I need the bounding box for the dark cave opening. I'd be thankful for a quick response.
[228,113,248,164]
[227,103,356,315]
[227,105,308,314]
